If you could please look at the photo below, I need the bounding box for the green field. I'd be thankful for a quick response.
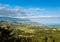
[0,21,60,42]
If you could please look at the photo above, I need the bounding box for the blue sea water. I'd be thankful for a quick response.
[44,24,60,27]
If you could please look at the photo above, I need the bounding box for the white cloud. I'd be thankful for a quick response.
[0,4,26,17]
[0,4,60,19]
[0,4,45,18]
[10,15,60,19]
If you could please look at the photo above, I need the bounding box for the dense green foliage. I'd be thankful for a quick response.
[0,21,60,42]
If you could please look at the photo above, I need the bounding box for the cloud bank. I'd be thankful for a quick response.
[0,4,60,19]
[0,4,26,17]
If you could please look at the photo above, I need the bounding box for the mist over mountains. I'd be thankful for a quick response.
[0,16,60,27]
[0,17,31,23]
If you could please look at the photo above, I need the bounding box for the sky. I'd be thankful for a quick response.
[0,0,60,24]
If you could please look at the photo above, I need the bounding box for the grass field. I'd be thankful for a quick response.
[0,21,60,42]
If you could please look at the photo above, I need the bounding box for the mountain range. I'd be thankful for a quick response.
[0,17,31,23]
[0,17,60,27]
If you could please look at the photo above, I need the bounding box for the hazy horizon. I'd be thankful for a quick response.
[0,0,60,24]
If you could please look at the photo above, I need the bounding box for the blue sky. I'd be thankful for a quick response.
[0,0,60,8]
[0,0,60,24]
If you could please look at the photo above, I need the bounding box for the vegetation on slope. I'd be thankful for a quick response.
[0,20,60,42]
